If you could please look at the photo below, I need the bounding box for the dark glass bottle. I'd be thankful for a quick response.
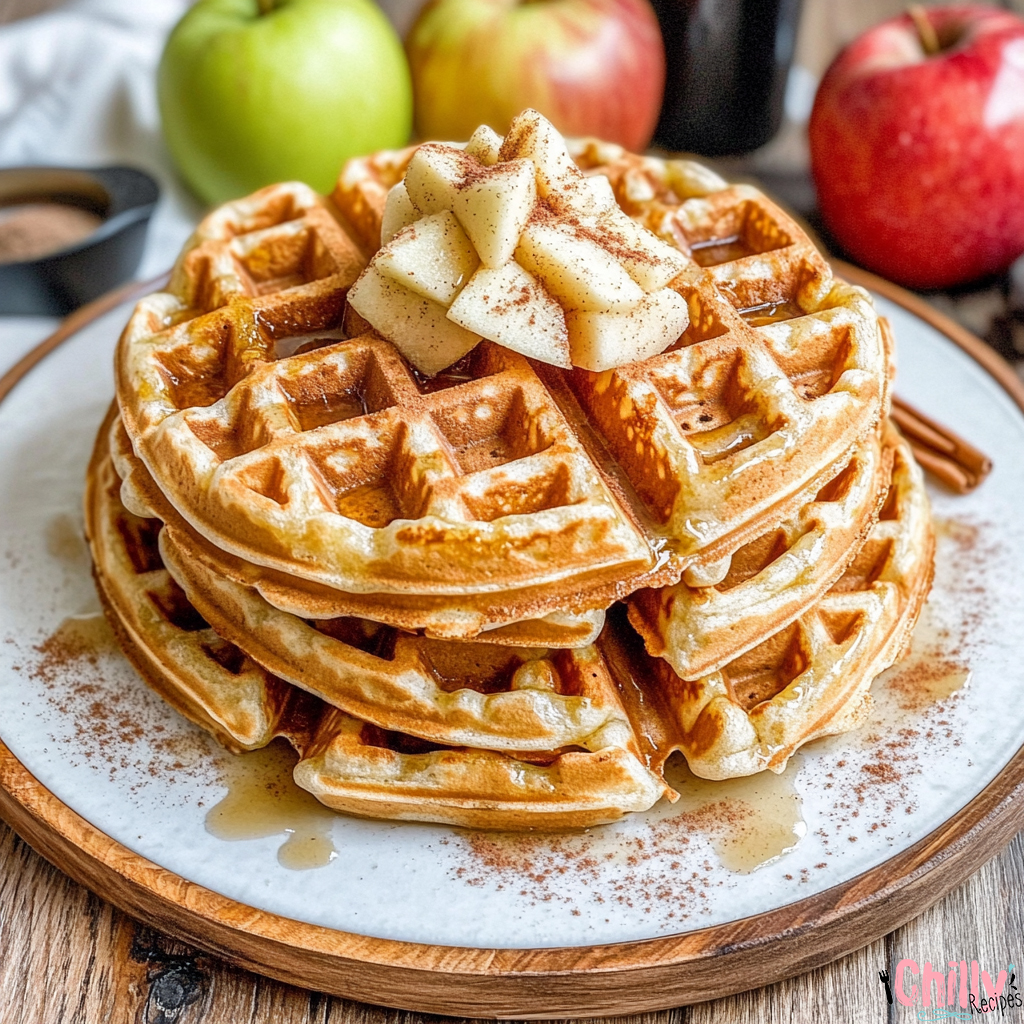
[650,0,804,156]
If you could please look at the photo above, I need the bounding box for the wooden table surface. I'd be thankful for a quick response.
[0,819,1019,1023]
[3,1,1024,1021]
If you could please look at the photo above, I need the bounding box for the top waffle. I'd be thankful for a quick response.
[115,118,888,609]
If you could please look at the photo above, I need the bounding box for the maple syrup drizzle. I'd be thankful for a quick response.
[875,603,972,712]
[271,327,347,360]
[661,757,806,873]
[49,610,118,656]
[689,234,753,267]
[45,512,89,564]
[737,299,805,326]
[205,741,338,870]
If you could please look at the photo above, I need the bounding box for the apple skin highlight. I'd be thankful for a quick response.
[809,5,1024,290]
[406,0,665,153]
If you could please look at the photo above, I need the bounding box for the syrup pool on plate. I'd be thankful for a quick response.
[658,756,807,874]
[205,741,338,871]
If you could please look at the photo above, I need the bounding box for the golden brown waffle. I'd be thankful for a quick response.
[341,138,892,575]
[101,405,629,749]
[332,144,417,251]
[161,522,640,754]
[605,427,934,780]
[86,410,933,812]
[115,142,888,637]
[294,709,665,830]
[100,400,932,786]
[110,409,609,646]
[86,427,667,828]
[99,408,654,756]
[627,429,893,680]
[118,328,650,597]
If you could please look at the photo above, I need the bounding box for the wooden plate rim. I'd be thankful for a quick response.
[0,267,1022,1017]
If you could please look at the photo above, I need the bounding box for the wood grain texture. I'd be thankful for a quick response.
[2,821,1022,1023]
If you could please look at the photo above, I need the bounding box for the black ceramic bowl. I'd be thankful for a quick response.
[0,165,159,316]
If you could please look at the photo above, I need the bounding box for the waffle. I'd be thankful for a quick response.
[332,144,418,251]
[340,140,890,569]
[627,428,893,680]
[110,409,608,646]
[294,709,665,830]
[87,402,933,808]
[606,426,934,781]
[115,142,888,636]
[101,404,629,749]
[85,425,667,828]
[114,405,907,769]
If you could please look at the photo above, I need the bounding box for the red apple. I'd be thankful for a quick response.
[405,0,665,152]
[809,5,1024,290]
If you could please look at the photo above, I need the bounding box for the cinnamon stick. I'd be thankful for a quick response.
[891,396,992,494]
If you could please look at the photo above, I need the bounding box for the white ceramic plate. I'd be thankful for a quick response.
[0,291,1021,952]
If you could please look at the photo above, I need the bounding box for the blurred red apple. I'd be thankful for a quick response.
[405,0,665,152]
[809,5,1024,290]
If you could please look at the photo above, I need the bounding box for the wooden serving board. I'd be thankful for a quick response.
[0,266,1022,1019]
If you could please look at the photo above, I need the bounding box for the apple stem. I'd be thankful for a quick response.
[257,0,277,14]
[908,5,940,56]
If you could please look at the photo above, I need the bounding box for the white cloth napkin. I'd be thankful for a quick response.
[0,0,199,304]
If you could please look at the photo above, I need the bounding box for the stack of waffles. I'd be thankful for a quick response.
[86,111,935,829]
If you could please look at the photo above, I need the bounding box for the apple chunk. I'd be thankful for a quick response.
[447,263,570,367]
[347,265,481,375]
[404,143,478,215]
[375,211,479,306]
[551,171,617,225]
[516,219,644,312]
[566,287,689,371]
[452,159,536,268]
[588,206,689,291]
[500,109,579,199]
[500,109,612,220]
[465,124,503,166]
[381,182,419,245]
[583,174,617,212]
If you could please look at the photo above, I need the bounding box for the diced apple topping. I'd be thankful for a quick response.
[404,143,479,215]
[452,158,536,269]
[375,212,479,306]
[583,174,617,214]
[448,263,570,367]
[586,206,689,292]
[347,265,482,376]
[566,288,690,372]
[347,109,691,375]
[516,217,645,312]
[380,182,418,245]
[501,109,588,214]
[465,124,503,166]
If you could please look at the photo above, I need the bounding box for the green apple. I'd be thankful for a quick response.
[158,0,413,205]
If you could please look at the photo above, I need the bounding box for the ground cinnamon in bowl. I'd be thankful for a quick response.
[0,203,103,264]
